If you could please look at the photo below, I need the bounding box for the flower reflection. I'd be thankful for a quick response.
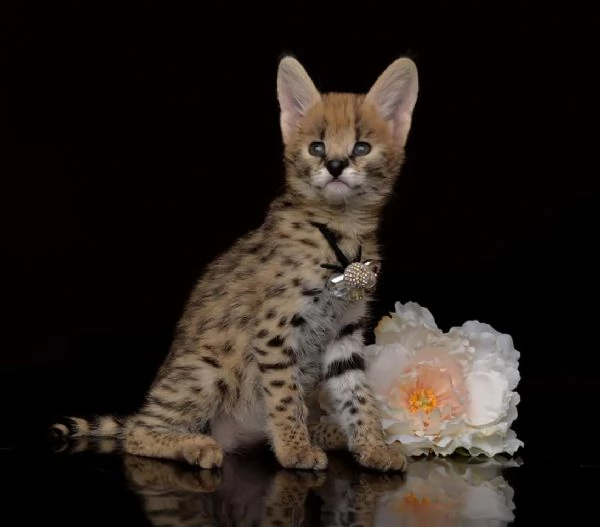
[375,456,518,527]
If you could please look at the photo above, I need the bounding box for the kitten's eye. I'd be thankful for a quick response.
[352,141,371,156]
[308,141,326,157]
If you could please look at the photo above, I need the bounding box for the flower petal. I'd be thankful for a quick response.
[364,343,410,395]
[462,484,516,521]
[394,301,438,329]
[465,370,509,427]
[383,420,412,437]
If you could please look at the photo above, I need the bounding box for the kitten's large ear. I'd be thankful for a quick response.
[365,58,419,147]
[277,56,321,144]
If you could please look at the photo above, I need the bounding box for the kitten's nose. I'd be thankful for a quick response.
[325,159,348,178]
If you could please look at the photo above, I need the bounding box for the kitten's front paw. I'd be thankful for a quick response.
[277,445,328,471]
[353,442,407,472]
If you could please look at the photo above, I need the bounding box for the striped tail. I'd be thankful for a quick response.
[50,415,125,441]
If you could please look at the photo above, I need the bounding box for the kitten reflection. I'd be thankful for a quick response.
[53,436,120,455]
[316,455,408,527]
[123,449,405,527]
[124,453,293,527]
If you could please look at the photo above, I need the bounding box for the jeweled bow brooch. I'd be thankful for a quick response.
[326,259,381,301]
[310,221,381,302]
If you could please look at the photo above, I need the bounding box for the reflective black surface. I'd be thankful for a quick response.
[3,432,599,526]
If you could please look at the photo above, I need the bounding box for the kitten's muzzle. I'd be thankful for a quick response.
[325,158,348,178]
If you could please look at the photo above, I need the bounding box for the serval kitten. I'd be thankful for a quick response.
[51,55,419,472]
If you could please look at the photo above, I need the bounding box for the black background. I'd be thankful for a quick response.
[2,0,599,473]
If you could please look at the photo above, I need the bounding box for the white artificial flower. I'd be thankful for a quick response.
[364,301,523,457]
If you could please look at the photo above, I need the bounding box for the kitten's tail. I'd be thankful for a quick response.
[49,414,125,441]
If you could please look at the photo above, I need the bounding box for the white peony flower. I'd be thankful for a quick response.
[374,456,518,526]
[364,301,523,457]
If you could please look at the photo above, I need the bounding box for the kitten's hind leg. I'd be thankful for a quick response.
[123,421,224,469]
[125,342,228,468]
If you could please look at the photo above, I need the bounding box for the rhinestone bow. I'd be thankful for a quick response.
[326,260,381,301]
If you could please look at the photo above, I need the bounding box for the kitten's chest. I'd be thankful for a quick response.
[275,220,376,387]
[288,224,376,343]
[293,285,367,354]
[290,287,367,391]
[281,218,377,270]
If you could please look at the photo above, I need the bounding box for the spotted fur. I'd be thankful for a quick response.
[50,55,419,472]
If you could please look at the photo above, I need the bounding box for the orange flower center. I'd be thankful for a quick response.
[394,491,457,524]
[403,493,431,507]
[408,388,438,414]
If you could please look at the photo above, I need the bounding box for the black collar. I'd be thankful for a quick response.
[310,221,362,273]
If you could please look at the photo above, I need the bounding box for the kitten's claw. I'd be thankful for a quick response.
[277,445,328,471]
[353,442,408,472]
[181,438,224,469]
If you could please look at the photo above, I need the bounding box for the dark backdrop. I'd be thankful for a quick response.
[2,1,598,457]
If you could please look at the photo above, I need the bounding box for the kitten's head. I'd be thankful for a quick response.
[277,56,418,208]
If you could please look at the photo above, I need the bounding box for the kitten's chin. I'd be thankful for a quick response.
[321,181,353,205]
[310,168,360,206]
